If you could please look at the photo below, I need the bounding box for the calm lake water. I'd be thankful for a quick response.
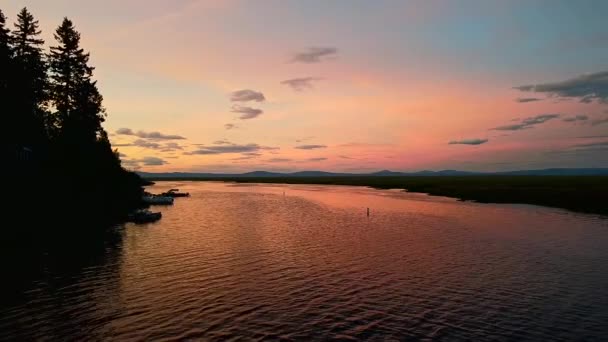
[2,181,608,341]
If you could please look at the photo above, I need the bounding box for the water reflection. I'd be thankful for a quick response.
[1,228,125,340]
[2,182,608,340]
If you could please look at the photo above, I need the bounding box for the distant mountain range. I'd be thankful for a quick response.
[138,168,608,179]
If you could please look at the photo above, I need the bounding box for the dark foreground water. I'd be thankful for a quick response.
[2,182,608,341]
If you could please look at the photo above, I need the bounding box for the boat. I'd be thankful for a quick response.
[127,209,162,223]
[162,189,190,197]
[142,195,174,205]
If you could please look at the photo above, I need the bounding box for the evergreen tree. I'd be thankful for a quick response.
[4,9,142,234]
[0,9,12,92]
[49,18,106,147]
[46,18,143,225]
[1,9,14,147]
[11,7,48,148]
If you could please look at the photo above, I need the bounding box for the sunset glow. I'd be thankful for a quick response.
[6,0,607,172]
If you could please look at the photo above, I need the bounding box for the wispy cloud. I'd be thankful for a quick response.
[116,128,185,140]
[160,142,184,151]
[491,124,530,131]
[562,114,588,122]
[141,156,167,165]
[546,140,608,157]
[577,134,608,139]
[295,144,327,150]
[267,158,293,162]
[337,142,393,148]
[242,152,262,156]
[291,47,337,63]
[295,136,314,143]
[307,157,327,161]
[515,71,608,103]
[515,97,542,103]
[230,89,265,102]
[573,140,608,148]
[231,105,263,120]
[224,123,237,130]
[117,139,185,151]
[522,114,560,125]
[230,152,262,160]
[591,117,608,126]
[448,138,488,145]
[133,139,162,149]
[121,159,141,170]
[116,128,134,135]
[185,143,278,155]
[213,139,231,145]
[122,156,167,169]
[281,77,322,91]
[491,114,560,131]
[544,147,608,156]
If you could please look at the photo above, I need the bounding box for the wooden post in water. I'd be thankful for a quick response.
[367,207,370,217]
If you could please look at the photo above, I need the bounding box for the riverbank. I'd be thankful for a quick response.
[145,175,608,216]
[4,166,146,245]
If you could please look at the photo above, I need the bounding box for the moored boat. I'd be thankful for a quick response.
[127,209,162,223]
[142,195,174,205]
[162,189,190,197]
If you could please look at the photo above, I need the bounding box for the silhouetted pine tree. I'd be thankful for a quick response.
[11,7,49,149]
[0,9,12,94]
[47,17,143,224]
[0,9,14,145]
[3,9,143,237]
[49,18,106,148]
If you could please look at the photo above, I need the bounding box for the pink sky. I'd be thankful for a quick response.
[5,0,608,172]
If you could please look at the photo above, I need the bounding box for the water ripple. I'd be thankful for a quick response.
[2,181,608,341]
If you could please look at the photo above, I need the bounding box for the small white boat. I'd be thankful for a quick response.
[142,195,174,205]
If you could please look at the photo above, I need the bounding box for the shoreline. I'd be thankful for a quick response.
[145,175,608,217]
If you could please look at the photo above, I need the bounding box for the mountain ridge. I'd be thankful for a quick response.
[138,168,608,178]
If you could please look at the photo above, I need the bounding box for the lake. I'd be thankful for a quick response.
[2,181,608,340]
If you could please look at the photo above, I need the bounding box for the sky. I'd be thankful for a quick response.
[3,0,608,172]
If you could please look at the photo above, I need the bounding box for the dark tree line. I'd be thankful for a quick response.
[1,8,47,150]
[1,8,143,238]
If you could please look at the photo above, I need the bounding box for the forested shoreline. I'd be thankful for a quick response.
[150,176,608,216]
[1,7,143,241]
